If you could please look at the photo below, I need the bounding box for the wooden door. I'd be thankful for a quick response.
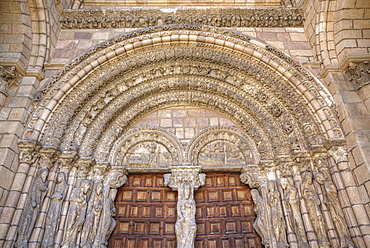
[109,173,262,248]
[109,174,177,248]
[194,172,262,248]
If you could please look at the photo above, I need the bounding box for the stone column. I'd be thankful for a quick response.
[164,166,205,248]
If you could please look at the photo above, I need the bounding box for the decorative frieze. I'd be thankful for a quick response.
[61,8,304,29]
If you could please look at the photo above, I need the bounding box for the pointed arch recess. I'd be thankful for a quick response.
[25,24,343,162]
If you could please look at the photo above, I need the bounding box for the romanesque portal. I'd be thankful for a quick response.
[3,25,364,248]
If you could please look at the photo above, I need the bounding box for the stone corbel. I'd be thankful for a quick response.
[164,166,205,248]
[347,61,370,89]
[0,66,20,96]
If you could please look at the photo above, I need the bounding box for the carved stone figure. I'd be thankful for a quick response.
[267,181,288,248]
[300,172,329,247]
[62,179,90,248]
[80,182,103,248]
[315,173,355,248]
[94,188,118,247]
[42,172,67,248]
[280,178,308,247]
[16,168,49,248]
[175,184,197,248]
[251,189,270,245]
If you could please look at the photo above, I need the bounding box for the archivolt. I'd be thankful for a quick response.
[25,24,343,163]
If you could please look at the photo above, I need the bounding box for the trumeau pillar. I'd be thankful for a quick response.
[164,166,206,248]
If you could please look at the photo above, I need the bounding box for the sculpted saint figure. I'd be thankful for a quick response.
[175,184,197,248]
[316,173,355,248]
[16,168,49,248]
[42,172,67,248]
[62,179,90,248]
[80,182,104,248]
[300,172,329,247]
[267,182,288,248]
[96,188,118,247]
[280,178,309,248]
[251,189,269,246]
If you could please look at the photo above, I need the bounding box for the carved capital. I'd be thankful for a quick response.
[18,140,41,164]
[328,146,348,164]
[92,162,111,181]
[0,66,20,96]
[105,167,128,188]
[240,165,265,188]
[164,166,205,190]
[76,157,95,177]
[347,61,370,89]
[39,147,60,169]
[58,152,79,174]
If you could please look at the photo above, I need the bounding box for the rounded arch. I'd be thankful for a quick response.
[25,24,343,164]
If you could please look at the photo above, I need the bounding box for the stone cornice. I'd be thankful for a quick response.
[61,7,304,29]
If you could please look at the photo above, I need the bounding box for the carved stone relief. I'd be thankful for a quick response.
[61,8,304,29]
[29,25,339,161]
[16,168,49,248]
[164,166,205,248]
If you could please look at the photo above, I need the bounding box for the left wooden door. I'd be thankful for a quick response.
[108,173,177,248]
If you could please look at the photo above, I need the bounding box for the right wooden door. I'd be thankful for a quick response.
[194,172,262,248]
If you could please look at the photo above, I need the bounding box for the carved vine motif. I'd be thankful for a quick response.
[61,8,304,29]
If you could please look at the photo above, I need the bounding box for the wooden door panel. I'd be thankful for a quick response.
[109,174,177,247]
[109,173,262,248]
[194,173,263,248]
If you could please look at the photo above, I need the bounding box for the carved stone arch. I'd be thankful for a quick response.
[26,24,342,147]
[186,127,260,169]
[109,126,183,169]
[10,24,363,248]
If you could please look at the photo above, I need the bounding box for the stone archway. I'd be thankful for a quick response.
[1,24,367,248]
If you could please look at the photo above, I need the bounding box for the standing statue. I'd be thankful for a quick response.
[42,172,67,248]
[316,173,355,248]
[80,182,104,248]
[251,189,270,246]
[95,188,118,247]
[62,179,90,248]
[267,182,288,248]
[16,168,49,248]
[175,184,197,248]
[280,178,308,248]
[300,172,329,247]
